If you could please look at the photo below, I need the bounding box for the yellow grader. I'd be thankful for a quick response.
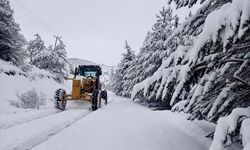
[54,65,107,111]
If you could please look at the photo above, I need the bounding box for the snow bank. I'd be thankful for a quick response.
[241,119,250,150]
[0,60,25,75]
[209,107,250,150]
[0,60,69,114]
[171,100,188,112]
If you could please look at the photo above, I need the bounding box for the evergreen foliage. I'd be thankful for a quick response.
[27,34,46,66]
[128,0,250,148]
[112,41,135,96]
[131,0,250,119]
[27,35,68,83]
[119,7,179,98]
[0,0,26,66]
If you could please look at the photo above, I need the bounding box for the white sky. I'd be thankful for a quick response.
[10,0,193,66]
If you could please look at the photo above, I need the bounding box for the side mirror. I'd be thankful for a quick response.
[74,67,79,78]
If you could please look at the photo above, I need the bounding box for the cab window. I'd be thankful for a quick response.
[83,71,97,77]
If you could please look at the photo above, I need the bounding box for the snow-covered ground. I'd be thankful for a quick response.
[0,90,242,150]
[0,60,242,150]
[0,102,90,150]
[26,94,214,150]
[0,60,72,114]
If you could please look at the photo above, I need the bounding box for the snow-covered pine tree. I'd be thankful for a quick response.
[170,0,250,121]
[32,45,53,71]
[0,0,26,66]
[132,0,250,119]
[31,37,68,83]
[171,0,231,37]
[27,34,46,66]
[52,37,67,75]
[112,41,135,96]
[123,7,179,99]
[45,37,68,83]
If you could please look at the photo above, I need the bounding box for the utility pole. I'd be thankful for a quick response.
[53,35,62,50]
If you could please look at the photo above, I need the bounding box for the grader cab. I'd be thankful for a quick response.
[54,65,107,111]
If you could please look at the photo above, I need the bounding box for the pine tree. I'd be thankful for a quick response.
[123,7,178,98]
[132,0,250,118]
[0,0,26,66]
[132,1,249,113]
[27,34,46,66]
[112,41,135,96]
[32,45,53,71]
[30,36,68,82]
[52,37,67,76]
[169,0,250,121]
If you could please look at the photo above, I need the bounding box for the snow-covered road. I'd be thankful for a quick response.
[0,108,60,130]
[0,102,90,150]
[31,95,212,150]
[0,94,215,150]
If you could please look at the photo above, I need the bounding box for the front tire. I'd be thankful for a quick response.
[92,89,99,111]
[54,89,67,110]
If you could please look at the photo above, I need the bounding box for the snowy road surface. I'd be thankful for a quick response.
[0,102,90,150]
[0,108,60,129]
[31,95,212,150]
[0,94,214,150]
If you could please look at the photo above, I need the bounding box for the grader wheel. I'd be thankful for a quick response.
[100,90,108,105]
[92,89,99,111]
[54,89,67,110]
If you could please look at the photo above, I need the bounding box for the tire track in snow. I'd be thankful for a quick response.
[0,109,60,130]
[0,109,91,150]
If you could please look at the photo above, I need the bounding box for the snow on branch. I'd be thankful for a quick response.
[131,45,190,102]
[233,59,250,88]
[132,0,250,107]
[209,107,250,150]
[241,119,250,150]
[188,0,250,65]
[207,83,235,120]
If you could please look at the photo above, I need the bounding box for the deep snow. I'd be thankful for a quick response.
[32,94,214,150]
[0,61,72,114]
[0,101,90,150]
[0,91,241,150]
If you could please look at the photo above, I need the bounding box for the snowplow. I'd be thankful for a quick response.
[54,65,107,111]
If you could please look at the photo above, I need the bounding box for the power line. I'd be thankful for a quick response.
[12,0,71,48]
[13,0,59,35]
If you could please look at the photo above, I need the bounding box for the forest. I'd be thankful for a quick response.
[112,0,250,149]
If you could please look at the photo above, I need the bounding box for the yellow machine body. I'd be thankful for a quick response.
[64,77,99,101]
[72,79,81,99]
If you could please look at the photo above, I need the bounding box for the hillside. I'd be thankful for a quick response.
[67,58,98,66]
[0,60,68,114]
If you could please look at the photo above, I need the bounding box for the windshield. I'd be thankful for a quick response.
[83,71,97,77]
[78,66,100,77]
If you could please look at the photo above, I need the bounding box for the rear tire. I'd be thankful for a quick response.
[100,90,108,105]
[54,89,67,110]
[92,89,99,111]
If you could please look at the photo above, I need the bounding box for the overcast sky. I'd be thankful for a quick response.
[10,0,192,66]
